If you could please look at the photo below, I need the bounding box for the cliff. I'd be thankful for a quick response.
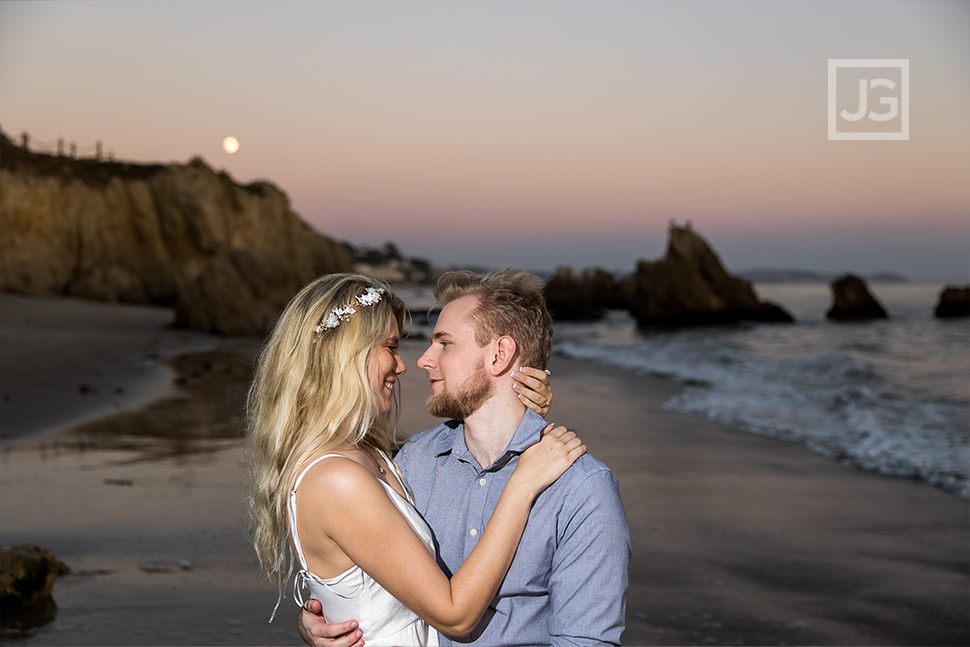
[0,132,352,335]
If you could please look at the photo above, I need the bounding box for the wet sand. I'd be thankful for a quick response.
[1,297,967,645]
[0,295,253,441]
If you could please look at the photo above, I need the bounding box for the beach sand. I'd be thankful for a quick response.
[1,297,967,646]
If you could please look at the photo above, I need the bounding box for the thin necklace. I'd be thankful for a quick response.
[367,448,386,474]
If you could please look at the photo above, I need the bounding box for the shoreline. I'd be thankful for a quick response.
[1,297,967,645]
[0,295,258,443]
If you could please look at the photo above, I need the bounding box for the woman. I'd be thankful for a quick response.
[248,274,578,646]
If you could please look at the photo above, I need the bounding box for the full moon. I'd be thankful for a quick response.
[222,136,239,154]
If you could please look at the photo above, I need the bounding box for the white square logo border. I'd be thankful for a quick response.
[828,59,909,140]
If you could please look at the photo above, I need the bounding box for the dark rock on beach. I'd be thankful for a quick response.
[545,266,628,321]
[0,130,352,335]
[0,544,65,610]
[935,285,970,318]
[623,224,794,327]
[826,274,889,321]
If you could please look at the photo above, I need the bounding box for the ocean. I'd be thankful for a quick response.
[400,283,970,499]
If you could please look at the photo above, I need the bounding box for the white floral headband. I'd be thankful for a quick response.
[314,287,385,335]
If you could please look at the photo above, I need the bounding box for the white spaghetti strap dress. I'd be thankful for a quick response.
[288,452,438,647]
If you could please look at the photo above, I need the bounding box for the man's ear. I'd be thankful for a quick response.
[488,336,518,376]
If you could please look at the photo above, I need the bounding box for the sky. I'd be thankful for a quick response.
[1,0,968,281]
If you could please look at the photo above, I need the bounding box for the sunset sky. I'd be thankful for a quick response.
[2,0,967,281]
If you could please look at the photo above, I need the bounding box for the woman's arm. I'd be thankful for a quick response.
[296,427,584,638]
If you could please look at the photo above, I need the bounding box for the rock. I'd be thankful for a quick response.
[545,267,595,320]
[0,131,352,335]
[747,300,799,322]
[544,267,628,321]
[623,224,794,327]
[0,544,62,609]
[826,274,889,320]
[935,285,970,318]
[345,241,435,285]
[583,268,628,310]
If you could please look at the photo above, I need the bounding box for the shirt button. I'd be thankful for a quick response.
[478,478,487,486]
[470,528,478,537]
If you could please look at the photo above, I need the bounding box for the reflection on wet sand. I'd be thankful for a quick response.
[15,350,254,466]
[1,595,59,640]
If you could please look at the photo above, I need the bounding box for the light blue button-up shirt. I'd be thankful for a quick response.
[395,409,631,646]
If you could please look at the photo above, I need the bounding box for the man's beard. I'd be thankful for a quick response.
[426,367,492,420]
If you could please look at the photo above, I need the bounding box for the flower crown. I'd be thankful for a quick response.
[314,287,385,334]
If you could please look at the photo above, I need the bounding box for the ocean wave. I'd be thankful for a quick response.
[554,323,970,499]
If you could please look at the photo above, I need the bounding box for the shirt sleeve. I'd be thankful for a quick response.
[548,468,631,646]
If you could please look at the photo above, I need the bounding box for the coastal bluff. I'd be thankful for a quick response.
[0,132,351,335]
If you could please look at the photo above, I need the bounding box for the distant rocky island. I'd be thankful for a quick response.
[737,268,908,284]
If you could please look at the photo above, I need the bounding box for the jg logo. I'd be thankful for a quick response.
[828,59,909,140]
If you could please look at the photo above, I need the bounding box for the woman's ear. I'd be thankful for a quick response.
[489,336,518,376]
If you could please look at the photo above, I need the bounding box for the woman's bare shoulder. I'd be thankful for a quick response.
[296,452,383,502]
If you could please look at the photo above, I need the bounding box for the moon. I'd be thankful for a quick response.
[222,136,240,154]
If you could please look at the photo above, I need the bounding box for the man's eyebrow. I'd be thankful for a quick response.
[432,331,452,341]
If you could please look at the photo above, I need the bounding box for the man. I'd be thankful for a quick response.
[299,269,630,646]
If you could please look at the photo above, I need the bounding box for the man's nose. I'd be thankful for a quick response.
[417,347,434,371]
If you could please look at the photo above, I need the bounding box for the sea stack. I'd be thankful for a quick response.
[826,274,889,320]
[934,285,970,318]
[623,223,794,327]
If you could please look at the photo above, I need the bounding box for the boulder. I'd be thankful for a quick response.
[826,274,889,320]
[623,224,794,327]
[545,267,597,320]
[0,131,353,335]
[934,285,970,318]
[583,267,628,310]
[0,544,65,610]
[544,267,629,321]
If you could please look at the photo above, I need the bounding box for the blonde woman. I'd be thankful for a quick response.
[248,274,580,646]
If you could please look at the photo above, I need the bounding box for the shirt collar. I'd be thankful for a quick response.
[433,409,547,468]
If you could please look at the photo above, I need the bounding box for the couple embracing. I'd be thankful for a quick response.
[248,269,630,646]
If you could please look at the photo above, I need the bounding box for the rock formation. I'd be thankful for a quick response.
[623,224,794,327]
[346,241,435,285]
[934,285,970,318]
[0,544,66,610]
[0,132,352,335]
[544,266,627,321]
[826,274,889,320]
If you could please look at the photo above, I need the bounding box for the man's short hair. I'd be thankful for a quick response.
[434,269,553,370]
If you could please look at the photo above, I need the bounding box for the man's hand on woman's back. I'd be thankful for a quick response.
[298,599,363,647]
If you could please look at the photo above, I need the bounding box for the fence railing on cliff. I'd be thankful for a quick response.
[16,131,115,161]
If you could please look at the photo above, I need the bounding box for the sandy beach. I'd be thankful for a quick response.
[1,296,967,646]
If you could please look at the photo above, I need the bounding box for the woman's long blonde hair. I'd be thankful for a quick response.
[247,273,406,578]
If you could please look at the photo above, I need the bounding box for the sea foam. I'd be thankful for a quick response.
[554,284,969,499]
